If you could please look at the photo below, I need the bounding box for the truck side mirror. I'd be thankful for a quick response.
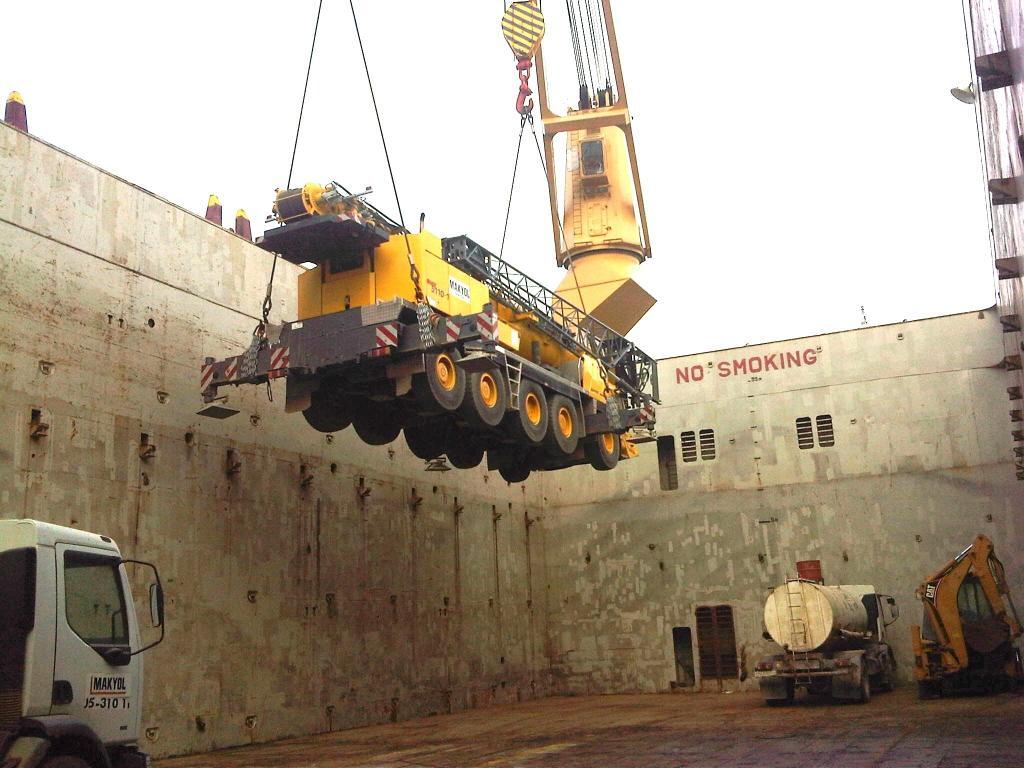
[121,558,166,655]
[150,582,165,628]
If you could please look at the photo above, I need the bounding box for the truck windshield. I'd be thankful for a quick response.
[64,551,128,646]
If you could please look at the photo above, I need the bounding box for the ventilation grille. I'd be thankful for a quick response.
[680,431,698,462]
[796,416,814,449]
[0,689,21,728]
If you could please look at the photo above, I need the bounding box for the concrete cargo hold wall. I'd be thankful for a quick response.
[541,312,1024,693]
[0,123,550,757]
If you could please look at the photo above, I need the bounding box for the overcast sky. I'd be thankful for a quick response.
[3,2,993,358]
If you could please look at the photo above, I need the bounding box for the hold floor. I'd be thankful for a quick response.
[158,688,1024,767]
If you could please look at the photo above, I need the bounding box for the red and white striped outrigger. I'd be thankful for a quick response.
[199,299,506,406]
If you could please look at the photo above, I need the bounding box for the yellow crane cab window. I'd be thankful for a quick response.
[581,139,605,177]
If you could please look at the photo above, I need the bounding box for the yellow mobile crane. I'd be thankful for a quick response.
[199,2,657,481]
[912,535,1023,697]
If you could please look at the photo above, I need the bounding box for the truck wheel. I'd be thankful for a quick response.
[404,420,447,460]
[461,366,508,429]
[857,672,872,703]
[413,350,466,413]
[506,379,548,444]
[352,400,403,445]
[763,679,794,706]
[302,389,352,433]
[584,433,620,471]
[446,430,484,469]
[41,758,91,768]
[545,394,580,455]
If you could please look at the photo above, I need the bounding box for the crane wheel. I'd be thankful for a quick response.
[505,379,548,444]
[498,461,531,483]
[302,388,352,433]
[584,432,620,471]
[404,420,448,460]
[445,429,484,469]
[545,394,580,455]
[460,366,508,429]
[413,349,466,413]
[352,400,403,445]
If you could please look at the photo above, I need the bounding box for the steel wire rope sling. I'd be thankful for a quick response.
[242,0,325,400]
[348,0,434,346]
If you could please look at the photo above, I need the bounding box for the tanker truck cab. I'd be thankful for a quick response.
[0,519,165,768]
[755,580,899,705]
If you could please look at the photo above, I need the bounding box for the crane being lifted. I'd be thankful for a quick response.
[198,1,657,481]
[911,535,1023,698]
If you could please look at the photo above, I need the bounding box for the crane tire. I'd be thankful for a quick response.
[41,758,91,768]
[404,420,448,460]
[505,378,548,444]
[545,394,580,455]
[446,430,484,469]
[460,366,508,429]
[498,461,531,484]
[352,400,403,446]
[302,388,352,433]
[413,349,465,413]
[584,432,620,471]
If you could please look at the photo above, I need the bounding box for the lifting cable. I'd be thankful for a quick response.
[247,0,324,401]
[286,0,324,189]
[347,0,426,309]
[499,117,528,259]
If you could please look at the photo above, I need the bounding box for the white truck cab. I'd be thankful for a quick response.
[0,520,164,768]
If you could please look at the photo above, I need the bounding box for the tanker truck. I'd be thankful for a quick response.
[754,578,900,704]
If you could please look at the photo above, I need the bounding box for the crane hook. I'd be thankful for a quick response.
[516,56,534,117]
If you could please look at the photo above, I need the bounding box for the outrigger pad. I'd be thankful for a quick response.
[259,214,391,265]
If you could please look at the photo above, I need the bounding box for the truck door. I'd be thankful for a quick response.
[53,544,141,746]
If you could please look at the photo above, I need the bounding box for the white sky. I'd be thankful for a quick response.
[3,2,994,358]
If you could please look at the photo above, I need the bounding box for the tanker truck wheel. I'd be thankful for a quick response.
[764,679,794,706]
[352,400,403,445]
[302,388,352,433]
[413,349,466,413]
[584,433,620,471]
[857,672,872,703]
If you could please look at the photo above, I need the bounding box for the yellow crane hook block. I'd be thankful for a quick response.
[501,1,545,58]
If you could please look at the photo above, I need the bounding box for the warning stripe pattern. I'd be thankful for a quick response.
[445,319,461,343]
[375,323,400,347]
[268,346,290,379]
[501,2,545,57]
[224,358,239,382]
[476,310,498,341]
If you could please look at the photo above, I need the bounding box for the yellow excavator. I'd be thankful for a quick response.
[912,535,1023,697]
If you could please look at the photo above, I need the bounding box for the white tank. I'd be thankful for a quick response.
[763,581,875,653]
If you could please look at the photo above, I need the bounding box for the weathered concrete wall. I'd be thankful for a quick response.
[0,123,550,757]
[542,311,1024,693]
